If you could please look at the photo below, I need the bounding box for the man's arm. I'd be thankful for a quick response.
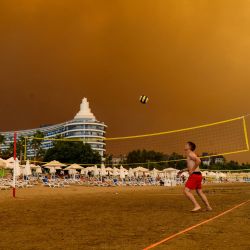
[177,168,188,176]
[189,152,201,172]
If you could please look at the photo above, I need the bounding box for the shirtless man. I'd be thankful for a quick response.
[178,142,212,212]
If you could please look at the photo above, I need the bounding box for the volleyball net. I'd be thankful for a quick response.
[106,116,249,161]
[25,116,249,166]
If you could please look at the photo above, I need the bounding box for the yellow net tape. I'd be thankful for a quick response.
[25,115,249,166]
[243,116,249,150]
[105,116,248,159]
[105,117,244,140]
[27,116,244,141]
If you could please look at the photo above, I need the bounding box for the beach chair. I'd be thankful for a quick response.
[58,181,70,188]
[0,185,10,190]
[42,179,54,188]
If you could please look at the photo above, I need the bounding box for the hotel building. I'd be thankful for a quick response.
[0,98,107,158]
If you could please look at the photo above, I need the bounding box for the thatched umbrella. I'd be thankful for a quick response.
[43,160,66,179]
[0,158,7,168]
[64,164,84,170]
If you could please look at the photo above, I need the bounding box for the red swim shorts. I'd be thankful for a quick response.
[185,173,202,190]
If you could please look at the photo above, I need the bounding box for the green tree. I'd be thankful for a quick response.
[2,142,14,159]
[104,154,113,166]
[167,152,186,169]
[126,149,168,170]
[30,131,44,161]
[16,136,26,163]
[225,160,239,170]
[0,134,5,157]
[44,141,102,164]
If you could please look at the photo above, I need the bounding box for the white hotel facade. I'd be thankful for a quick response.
[0,98,107,157]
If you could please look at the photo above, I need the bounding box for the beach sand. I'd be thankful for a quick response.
[0,184,249,250]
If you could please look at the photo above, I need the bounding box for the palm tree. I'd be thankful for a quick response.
[2,142,13,159]
[30,130,44,161]
[0,134,5,157]
[16,136,26,163]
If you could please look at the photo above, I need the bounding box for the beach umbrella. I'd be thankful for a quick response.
[14,160,21,177]
[19,165,25,175]
[0,158,7,168]
[15,166,21,177]
[80,168,86,175]
[112,167,119,176]
[163,167,177,171]
[30,164,42,177]
[133,166,148,172]
[47,167,56,174]
[6,158,21,177]
[43,161,65,178]
[63,165,81,180]
[105,167,113,171]
[159,172,164,178]
[43,166,60,173]
[93,165,99,176]
[36,167,42,174]
[214,172,220,180]
[207,172,216,178]
[83,166,95,175]
[105,167,113,175]
[181,172,189,178]
[170,171,177,179]
[30,164,40,169]
[84,166,95,172]
[201,171,209,177]
[69,169,77,176]
[123,168,128,176]
[43,160,67,168]
[219,172,226,178]
[24,160,32,176]
[64,164,84,170]
[5,157,16,169]
[100,164,107,177]
[162,168,178,173]
[151,168,158,179]
[67,168,78,180]
[135,171,139,178]
[120,166,125,179]
[128,168,134,178]
[133,166,148,177]
[163,168,177,180]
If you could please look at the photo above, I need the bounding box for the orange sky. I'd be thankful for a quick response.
[0,0,249,162]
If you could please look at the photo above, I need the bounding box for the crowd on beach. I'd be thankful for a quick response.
[0,157,250,189]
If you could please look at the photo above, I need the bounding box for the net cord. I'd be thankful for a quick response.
[22,115,249,165]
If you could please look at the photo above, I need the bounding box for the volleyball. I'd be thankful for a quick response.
[140,95,149,104]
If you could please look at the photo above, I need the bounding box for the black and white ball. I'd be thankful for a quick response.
[139,95,149,104]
